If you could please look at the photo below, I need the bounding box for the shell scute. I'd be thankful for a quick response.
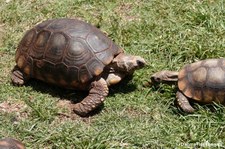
[186,60,201,72]
[203,88,215,103]
[87,31,111,53]
[65,21,90,38]
[206,67,225,87]
[202,59,219,67]
[20,29,36,48]
[215,91,225,104]
[86,58,104,76]
[79,65,92,83]
[35,30,50,48]
[67,66,79,83]
[95,50,114,65]
[45,32,67,62]
[64,39,93,67]
[32,60,55,82]
[182,85,193,99]
[193,88,202,101]
[36,19,54,31]
[191,67,207,85]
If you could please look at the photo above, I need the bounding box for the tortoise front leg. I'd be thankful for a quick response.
[73,78,109,116]
[176,91,195,113]
[11,65,30,86]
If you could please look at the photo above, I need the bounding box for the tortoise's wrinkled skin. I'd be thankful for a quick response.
[151,58,225,113]
[11,18,146,116]
[0,138,25,149]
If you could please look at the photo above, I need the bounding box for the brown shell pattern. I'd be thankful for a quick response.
[15,18,122,89]
[178,58,225,104]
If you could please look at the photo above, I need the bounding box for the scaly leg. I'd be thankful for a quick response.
[176,91,195,113]
[73,78,109,116]
[11,65,30,86]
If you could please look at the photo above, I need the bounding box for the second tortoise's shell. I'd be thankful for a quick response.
[15,18,122,89]
[178,58,225,104]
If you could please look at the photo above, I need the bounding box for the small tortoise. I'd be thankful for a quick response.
[0,138,25,149]
[11,18,146,116]
[151,58,225,113]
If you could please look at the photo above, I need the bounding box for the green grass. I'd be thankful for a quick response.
[0,0,225,148]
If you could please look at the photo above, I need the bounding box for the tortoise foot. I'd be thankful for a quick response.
[11,66,29,86]
[73,78,108,116]
[176,91,195,113]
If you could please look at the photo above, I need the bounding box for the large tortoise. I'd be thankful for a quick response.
[151,58,225,113]
[11,18,146,116]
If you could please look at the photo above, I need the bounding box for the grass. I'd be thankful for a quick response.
[0,0,224,148]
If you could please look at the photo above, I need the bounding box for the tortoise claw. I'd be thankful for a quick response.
[176,91,195,113]
[11,66,29,86]
[73,78,108,117]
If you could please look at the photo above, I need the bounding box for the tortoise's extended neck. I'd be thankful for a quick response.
[151,70,179,84]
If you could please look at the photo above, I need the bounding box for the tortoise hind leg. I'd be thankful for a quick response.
[73,78,109,116]
[176,91,195,113]
[11,65,30,86]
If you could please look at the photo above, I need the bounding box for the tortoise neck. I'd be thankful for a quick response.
[151,70,179,84]
[163,71,179,82]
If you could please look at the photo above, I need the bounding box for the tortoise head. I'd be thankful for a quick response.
[150,70,179,84]
[112,53,146,74]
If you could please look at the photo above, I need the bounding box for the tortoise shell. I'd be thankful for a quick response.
[15,18,122,89]
[178,58,225,104]
[0,138,25,149]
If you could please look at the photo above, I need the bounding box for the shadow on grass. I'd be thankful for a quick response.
[23,75,137,117]
[150,83,225,116]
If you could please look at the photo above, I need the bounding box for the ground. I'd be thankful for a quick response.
[0,0,224,148]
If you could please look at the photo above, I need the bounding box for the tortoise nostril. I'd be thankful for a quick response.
[156,77,161,82]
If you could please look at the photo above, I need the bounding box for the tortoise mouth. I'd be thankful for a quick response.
[150,76,161,83]
[128,60,146,74]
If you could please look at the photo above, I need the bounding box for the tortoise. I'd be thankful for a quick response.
[11,18,146,116]
[0,138,25,149]
[150,58,225,113]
